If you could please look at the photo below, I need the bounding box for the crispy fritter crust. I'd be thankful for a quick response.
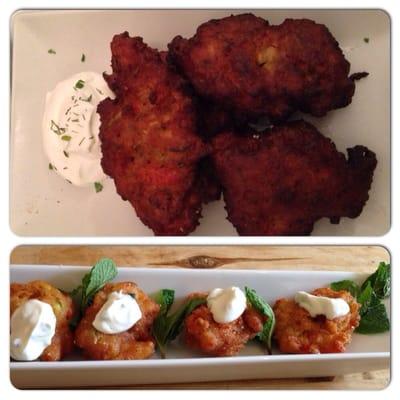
[211,120,377,235]
[98,33,209,235]
[183,293,265,356]
[273,287,360,354]
[74,282,159,360]
[10,280,75,361]
[169,14,355,122]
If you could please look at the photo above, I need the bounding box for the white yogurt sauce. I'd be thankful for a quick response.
[207,287,247,324]
[294,291,350,320]
[10,299,57,361]
[42,71,114,186]
[93,291,142,334]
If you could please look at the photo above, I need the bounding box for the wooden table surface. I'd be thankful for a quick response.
[10,245,390,390]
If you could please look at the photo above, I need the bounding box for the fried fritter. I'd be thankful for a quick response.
[183,293,265,356]
[169,14,355,122]
[74,282,159,360]
[10,280,75,361]
[98,33,209,235]
[211,120,377,235]
[273,287,360,354]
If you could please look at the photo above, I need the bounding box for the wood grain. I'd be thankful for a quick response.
[10,245,390,390]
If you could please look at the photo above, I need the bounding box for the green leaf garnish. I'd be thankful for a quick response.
[94,182,103,193]
[330,261,390,335]
[81,53,86,62]
[361,262,390,299]
[364,37,370,43]
[245,287,275,355]
[48,163,54,170]
[330,280,360,298]
[63,150,69,158]
[74,79,85,89]
[48,49,56,54]
[70,258,117,315]
[152,292,205,358]
[61,135,72,141]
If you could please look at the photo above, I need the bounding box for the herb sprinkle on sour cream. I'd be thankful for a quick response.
[42,72,114,187]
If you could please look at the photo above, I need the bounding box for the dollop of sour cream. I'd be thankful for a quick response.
[294,291,350,320]
[10,299,57,361]
[93,291,142,334]
[42,71,114,186]
[207,287,247,324]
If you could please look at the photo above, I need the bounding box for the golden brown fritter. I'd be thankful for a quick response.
[211,120,377,235]
[98,33,209,235]
[74,282,160,360]
[10,280,75,361]
[183,293,265,356]
[273,287,360,354]
[169,14,356,122]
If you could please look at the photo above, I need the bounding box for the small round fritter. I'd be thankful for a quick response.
[10,280,76,361]
[169,14,355,122]
[183,293,265,356]
[74,282,160,360]
[273,287,360,354]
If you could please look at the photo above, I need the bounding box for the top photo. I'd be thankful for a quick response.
[9,9,390,236]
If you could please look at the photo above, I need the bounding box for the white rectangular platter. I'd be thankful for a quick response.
[10,265,390,388]
[10,9,390,236]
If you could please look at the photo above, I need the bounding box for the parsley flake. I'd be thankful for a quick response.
[48,49,56,54]
[81,53,86,62]
[94,182,103,193]
[74,79,85,89]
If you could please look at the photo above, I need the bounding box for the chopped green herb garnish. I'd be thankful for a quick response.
[81,94,92,102]
[71,119,79,123]
[61,135,72,141]
[364,37,370,43]
[48,163,54,170]
[96,88,104,95]
[63,150,69,158]
[94,182,103,193]
[50,120,66,135]
[74,79,85,89]
[48,48,56,54]
[81,53,86,62]
[78,137,86,146]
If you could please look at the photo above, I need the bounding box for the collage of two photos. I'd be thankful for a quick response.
[8,9,391,390]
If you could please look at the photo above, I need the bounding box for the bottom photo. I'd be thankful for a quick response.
[9,245,390,390]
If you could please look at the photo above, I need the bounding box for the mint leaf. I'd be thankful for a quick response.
[245,287,275,355]
[330,280,360,298]
[361,262,390,299]
[84,258,117,301]
[329,262,390,335]
[356,301,390,334]
[70,258,117,315]
[155,289,175,315]
[152,294,205,358]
